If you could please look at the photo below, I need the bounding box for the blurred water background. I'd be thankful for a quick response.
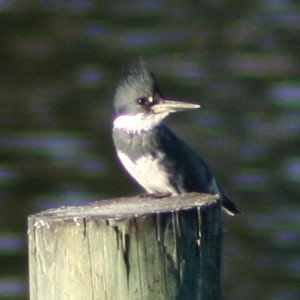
[0,1,299,299]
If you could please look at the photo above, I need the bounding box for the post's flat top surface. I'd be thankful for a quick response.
[29,193,219,220]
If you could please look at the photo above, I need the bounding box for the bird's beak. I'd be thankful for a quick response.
[151,99,200,114]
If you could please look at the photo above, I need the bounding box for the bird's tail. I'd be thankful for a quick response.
[221,196,241,216]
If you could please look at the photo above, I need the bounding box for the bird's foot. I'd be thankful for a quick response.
[139,192,172,199]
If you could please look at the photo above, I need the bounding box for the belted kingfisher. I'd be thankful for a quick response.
[112,60,240,215]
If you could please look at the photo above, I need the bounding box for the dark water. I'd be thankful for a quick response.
[0,1,299,299]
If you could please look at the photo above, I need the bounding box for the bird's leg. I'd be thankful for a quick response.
[139,192,172,199]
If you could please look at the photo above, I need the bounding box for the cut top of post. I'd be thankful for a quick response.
[30,193,219,220]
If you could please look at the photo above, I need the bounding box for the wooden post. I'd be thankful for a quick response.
[28,193,223,300]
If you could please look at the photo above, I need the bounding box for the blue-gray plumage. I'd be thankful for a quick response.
[112,60,240,215]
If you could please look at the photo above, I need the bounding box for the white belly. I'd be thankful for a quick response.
[117,150,177,194]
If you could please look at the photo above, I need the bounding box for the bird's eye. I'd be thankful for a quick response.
[137,97,148,105]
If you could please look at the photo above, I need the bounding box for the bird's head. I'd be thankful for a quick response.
[113,59,200,134]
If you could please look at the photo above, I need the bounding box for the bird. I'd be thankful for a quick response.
[112,59,240,215]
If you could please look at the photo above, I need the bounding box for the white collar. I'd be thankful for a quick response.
[113,112,168,134]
